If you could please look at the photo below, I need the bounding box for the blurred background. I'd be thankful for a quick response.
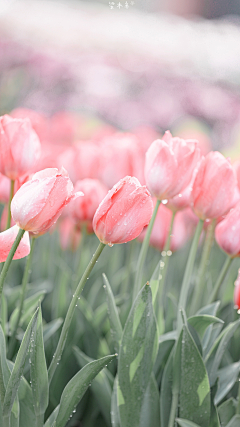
[1,0,240,155]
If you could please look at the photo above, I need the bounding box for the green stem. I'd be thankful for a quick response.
[190,219,216,315]
[161,211,176,304]
[133,199,161,300]
[0,228,25,302]
[177,219,204,335]
[48,241,106,385]
[209,256,233,304]
[8,238,36,359]
[3,415,10,427]
[6,180,14,230]
[168,391,178,427]
[36,412,44,427]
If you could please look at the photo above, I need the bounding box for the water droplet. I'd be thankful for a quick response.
[167,250,172,256]
[161,251,166,257]
[162,199,168,204]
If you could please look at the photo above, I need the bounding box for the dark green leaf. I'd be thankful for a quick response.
[218,398,237,427]
[225,415,240,427]
[30,305,49,417]
[117,284,158,427]
[197,302,220,316]
[176,418,201,427]
[214,362,240,405]
[44,405,59,427]
[187,315,223,340]
[73,346,113,426]
[3,309,38,418]
[43,318,63,344]
[103,274,123,353]
[179,324,211,426]
[160,346,174,427]
[53,354,117,427]
[9,291,45,333]
[139,373,160,427]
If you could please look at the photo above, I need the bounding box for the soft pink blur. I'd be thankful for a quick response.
[192,152,239,220]
[70,179,108,231]
[11,167,83,234]
[0,115,41,180]
[59,216,81,251]
[145,131,201,200]
[215,201,240,257]
[234,269,240,310]
[0,225,30,262]
[93,176,153,245]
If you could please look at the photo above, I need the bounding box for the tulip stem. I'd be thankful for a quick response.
[48,241,106,385]
[161,211,176,305]
[6,180,14,230]
[177,219,204,335]
[0,228,25,302]
[190,219,216,315]
[7,237,36,359]
[133,199,161,300]
[209,256,233,303]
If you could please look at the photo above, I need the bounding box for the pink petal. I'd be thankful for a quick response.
[0,225,30,262]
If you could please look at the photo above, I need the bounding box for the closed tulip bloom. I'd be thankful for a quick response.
[11,167,83,234]
[0,115,41,180]
[70,179,108,226]
[0,225,30,262]
[192,152,239,220]
[93,176,153,245]
[215,202,240,257]
[145,131,200,200]
[234,269,240,310]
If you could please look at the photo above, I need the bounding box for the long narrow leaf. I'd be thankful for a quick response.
[103,274,123,353]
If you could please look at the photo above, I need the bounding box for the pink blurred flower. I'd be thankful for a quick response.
[57,141,101,184]
[191,152,239,220]
[0,115,41,180]
[99,133,144,188]
[215,201,240,257]
[11,167,83,234]
[0,225,30,262]
[10,108,49,142]
[59,216,81,251]
[93,176,153,245]
[0,173,11,204]
[145,131,200,200]
[70,179,108,230]
[234,269,240,310]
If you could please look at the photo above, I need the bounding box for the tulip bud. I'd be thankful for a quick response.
[215,201,240,257]
[11,167,83,234]
[191,152,239,220]
[0,115,41,180]
[93,176,153,245]
[144,131,200,200]
[0,225,30,262]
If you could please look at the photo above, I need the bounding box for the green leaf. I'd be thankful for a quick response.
[3,308,38,418]
[18,375,35,427]
[30,304,49,417]
[214,362,240,405]
[53,354,117,427]
[176,418,201,427]
[103,274,123,353]
[196,302,220,316]
[160,346,174,427]
[73,346,113,426]
[179,324,211,426]
[44,405,59,427]
[218,398,236,427]
[9,291,45,333]
[139,373,160,427]
[117,284,158,427]
[187,315,224,340]
[0,325,11,404]
[43,318,63,343]
[207,320,240,385]
[111,376,120,427]
[1,293,8,337]
[226,415,240,427]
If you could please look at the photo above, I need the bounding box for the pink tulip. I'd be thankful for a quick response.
[11,167,83,234]
[215,202,240,257]
[59,216,81,251]
[191,152,239,220]
[99,133,144,188]
[145,131,200,200]
[234,269,240,310]
[0,225,30,262]
[70,179,108,228]
[0,173,11,204]
[0,115,41,180]
[93,176,153,245]
[10,108,49,142]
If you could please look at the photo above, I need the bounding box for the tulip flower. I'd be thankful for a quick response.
[191,152,239,220]
[0,115,41,180]
[0,225,30,262]
[70,179,108,230]
[234,269,240,310]
[11,167,83,235]
[215,201,240,257]
[93,176,153,245]
[144,131,200,200]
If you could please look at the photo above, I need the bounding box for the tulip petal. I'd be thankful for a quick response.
[0,225,30,263]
